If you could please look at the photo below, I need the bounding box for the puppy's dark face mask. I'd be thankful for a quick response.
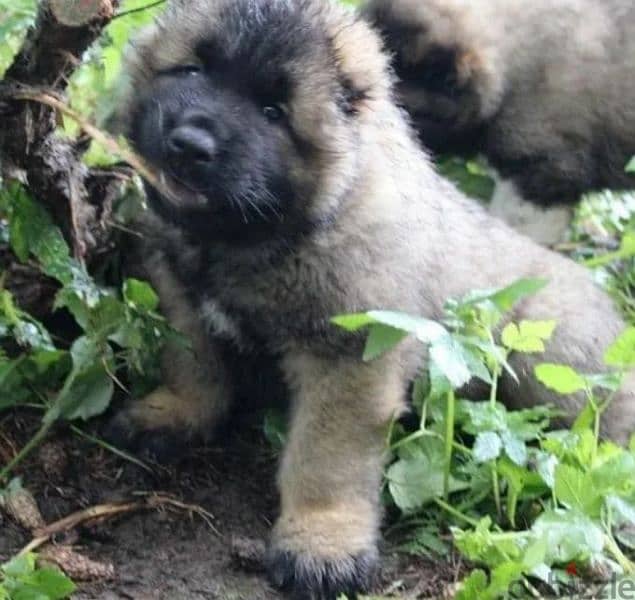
[126,0,371,246]
[130,58,301,242]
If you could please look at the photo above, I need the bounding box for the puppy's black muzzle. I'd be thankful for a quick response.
[166,109,219,189]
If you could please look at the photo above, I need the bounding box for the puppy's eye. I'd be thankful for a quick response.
[263,104,285,122]
[163,65,203,77]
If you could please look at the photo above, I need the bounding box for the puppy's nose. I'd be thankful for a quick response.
[167,125,217,165]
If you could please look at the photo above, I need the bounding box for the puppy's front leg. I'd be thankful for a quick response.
[106,253,232,461]
[268,351,406,598]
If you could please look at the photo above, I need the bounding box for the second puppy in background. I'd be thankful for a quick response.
[363,0,635,245]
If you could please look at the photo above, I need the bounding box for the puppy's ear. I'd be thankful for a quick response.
[398,43,484,95]
[330,16,393,113]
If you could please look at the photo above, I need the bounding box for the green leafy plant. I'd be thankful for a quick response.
[0,553,75,600]
[334,279,635,599]
[0,183,172,482]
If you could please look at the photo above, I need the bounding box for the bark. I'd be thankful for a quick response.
[0,0,124,264]
[0,0,132,310]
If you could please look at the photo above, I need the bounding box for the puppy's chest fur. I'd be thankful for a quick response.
[161,234,362,357]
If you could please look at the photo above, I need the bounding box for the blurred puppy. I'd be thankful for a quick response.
[363,0,635,244]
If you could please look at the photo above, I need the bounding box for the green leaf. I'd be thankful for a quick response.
[554,464,603,517]
[532,509,604,564]
[24,567,77,599]
[330,313,377,331]
[437,155,495,202]
[2,554,36,579]
[473,432,502,463]
[429,336,472,388]
[488,562,525,597]
[463,279,549,312]
[455,569,488,600]
[387,440,468,511]
[367,311,447,343]
[534,450,558,488]
[456,401,508,434]
[4,184,71,281]
[124,278,159,311]
[60,365,114,421]
[591,452,635,496]
[535,364,587,395]
[452,517,526,567]
[627,157,635,173]
[604,327,635,368]
[363,324,408,361]
[501,320,556,353]
[1,552,75,600]
[500,431,528,466]
[70,336,100,373]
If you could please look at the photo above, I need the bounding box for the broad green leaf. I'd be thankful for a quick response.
[534,450,558,488]
[387,446,468,511]
[452,518,526,567]
[2,553,36,579]
[501,320,556,353]
[572,399,598,433]
[535,363,587,395]
[456,401,508,434]
[437,155,495,202]
[462,279,549,312]
[604,327,635,368]
[124,278,160,312]
[70,336,100,373]
[455,569,488,600]
[56,364,114,421]
[22,567,77,599]
[367,311,447,343]
[3,184,71,280]
[591,452,635,496]
[488,562,525,597]
[554,464,603,517]
[363,323,408,361]
[429,336,472,388]
[473,432,502,463]
[330,313,377,331]
[500,431,528,466]
[532,509,604,564]
[627,157,635,173]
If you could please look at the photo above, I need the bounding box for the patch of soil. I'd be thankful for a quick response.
[0,411,461,599]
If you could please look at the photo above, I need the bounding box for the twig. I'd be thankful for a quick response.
[113,0,166,20]
[3,86,177,203]
[20,493,219,555]
[23,501,141,554]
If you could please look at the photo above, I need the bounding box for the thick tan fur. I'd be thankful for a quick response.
[115,0,635,595]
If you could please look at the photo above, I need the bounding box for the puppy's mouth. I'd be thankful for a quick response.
[150,169,211,212]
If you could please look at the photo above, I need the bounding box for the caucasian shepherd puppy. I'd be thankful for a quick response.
[362,0,635,244]
[112,0,635,596]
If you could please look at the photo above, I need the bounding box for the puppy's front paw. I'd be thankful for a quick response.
[266,507,379,599]
[104,387,208,463]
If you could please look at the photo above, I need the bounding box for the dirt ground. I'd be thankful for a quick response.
[0,410,461,600]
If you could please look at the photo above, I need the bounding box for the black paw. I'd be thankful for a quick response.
[266,546,378,600]
[103,412,188,464]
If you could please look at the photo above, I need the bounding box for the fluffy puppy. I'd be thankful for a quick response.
[111,0,635,597]
[362,0,635,243]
